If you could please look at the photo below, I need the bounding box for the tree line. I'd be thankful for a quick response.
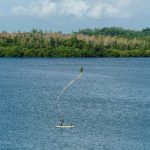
[76,27,150,38]
[0,27,150,57]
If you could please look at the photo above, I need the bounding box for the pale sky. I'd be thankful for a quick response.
[0,0,149,32]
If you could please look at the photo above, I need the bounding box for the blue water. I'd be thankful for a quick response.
[0,58,150,150]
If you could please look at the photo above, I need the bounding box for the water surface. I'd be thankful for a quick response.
[0,58,150,150]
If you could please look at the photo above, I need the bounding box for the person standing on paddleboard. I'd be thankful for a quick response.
[60,119,64,126]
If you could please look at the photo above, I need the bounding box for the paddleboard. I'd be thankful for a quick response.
[56,125,75,128]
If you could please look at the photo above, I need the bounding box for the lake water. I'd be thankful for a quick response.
[0,58,150,150]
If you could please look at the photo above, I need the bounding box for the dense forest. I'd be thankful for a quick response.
[0,27,150,57]
[77,27,150,38]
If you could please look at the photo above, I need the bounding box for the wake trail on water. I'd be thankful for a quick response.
[56,68,84,118]
[56,72,83,104]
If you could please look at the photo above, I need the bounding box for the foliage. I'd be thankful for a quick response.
[0,27,150,57]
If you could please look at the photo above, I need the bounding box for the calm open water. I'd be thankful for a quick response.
[0,58,150,150]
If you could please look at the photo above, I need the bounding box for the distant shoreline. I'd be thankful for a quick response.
[0,56,150,58]
[0,27,150,57]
